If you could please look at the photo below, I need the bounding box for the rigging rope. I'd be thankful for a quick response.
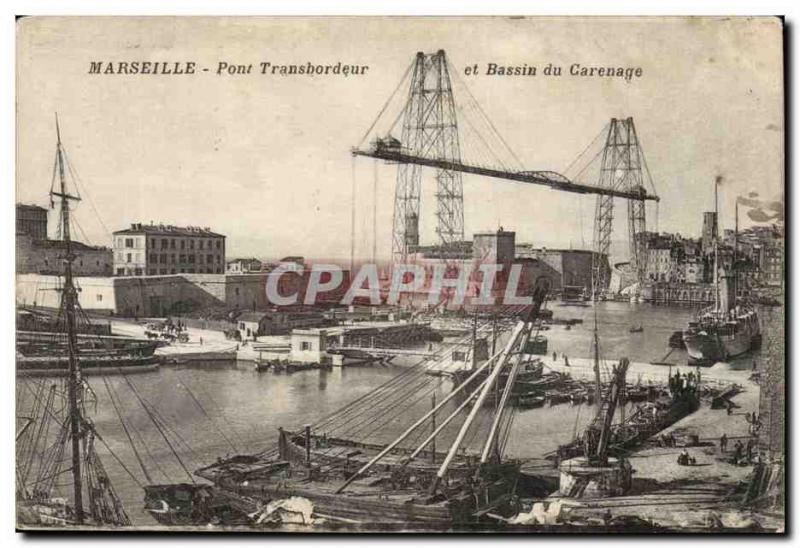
[100,371,153,484]
[357,60,414,148]
[120,373,196,483]
[175,374,238,453]
[61,144,113,240]
[563,122,610,179]
[449,60,524,170]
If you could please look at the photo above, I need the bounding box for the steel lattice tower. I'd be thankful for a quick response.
[392,50,464,263]
[592,118,648,295]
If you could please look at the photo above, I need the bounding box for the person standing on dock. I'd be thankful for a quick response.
[733,440,744,464]
[720,433,728,453]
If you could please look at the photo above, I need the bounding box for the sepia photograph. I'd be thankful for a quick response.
[13,15,785,533]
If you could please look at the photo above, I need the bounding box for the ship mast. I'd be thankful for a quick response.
[593,309,602,415]
[52,114,85,524]
[591,262,602,413]
[733,199,738,309]
[714,176,720,313]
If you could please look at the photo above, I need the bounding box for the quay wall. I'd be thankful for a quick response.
[642,282,714,305]
[16,273,117,312]
[16,272,281,317]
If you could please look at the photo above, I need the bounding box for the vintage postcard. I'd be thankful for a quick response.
[14,16,785,533]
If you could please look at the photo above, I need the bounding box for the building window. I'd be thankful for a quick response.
[116,268,125,275]
[216,241,221,249]
[161,239,168,249]
[134,268,142,276]
[207,254,213,264]
[180,240,185,250]
[96,294,103,302]
[126,253,132,263]
[199,240,204,250]
[189,240,195,250]
[171,254,176,264]
[301,341,312,351]
[160,254,167,264]
[170,239,176,249]
[125,238,134,248]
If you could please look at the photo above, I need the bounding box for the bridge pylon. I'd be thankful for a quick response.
[391,50,464,264]
[592,117,649,298]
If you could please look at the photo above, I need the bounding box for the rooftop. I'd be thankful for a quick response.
[237,311,271,322]
[16,203,48,212]
[33,239,110,252]
[113,222,225,238]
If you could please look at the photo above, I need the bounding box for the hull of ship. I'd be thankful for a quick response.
[17,354,160,374]
[218,477,455,525]
[192,432,520,527]
[143,483,253,526]
[554,392,699,462]
[683,329,758,365]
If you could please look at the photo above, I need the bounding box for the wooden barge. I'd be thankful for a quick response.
[192,429,521,525]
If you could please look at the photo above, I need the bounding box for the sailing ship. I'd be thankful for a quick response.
[16,117,131,527]
[683,179,761,364]
[17,330,160,375]
[15,153,162,376]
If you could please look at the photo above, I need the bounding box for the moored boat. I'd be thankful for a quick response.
[682,179,762,365]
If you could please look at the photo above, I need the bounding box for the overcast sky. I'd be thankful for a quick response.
[16,16,784,262]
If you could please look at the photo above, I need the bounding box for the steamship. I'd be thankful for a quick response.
[682,269,760,365]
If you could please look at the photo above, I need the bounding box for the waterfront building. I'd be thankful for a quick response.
[112,223,226,276]
[226,257,263,274]
[515,239,608,293]
[16,233,113,277]
[237,311,271,340]
[16,203,113,277]
[16,204,48,240]
[742,225,784,287]
[290,328,329,364]
[684,257,705,284]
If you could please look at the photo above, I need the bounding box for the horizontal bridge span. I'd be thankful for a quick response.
[352,148,660,202]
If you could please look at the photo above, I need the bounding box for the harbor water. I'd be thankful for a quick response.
[17,301,762,525]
